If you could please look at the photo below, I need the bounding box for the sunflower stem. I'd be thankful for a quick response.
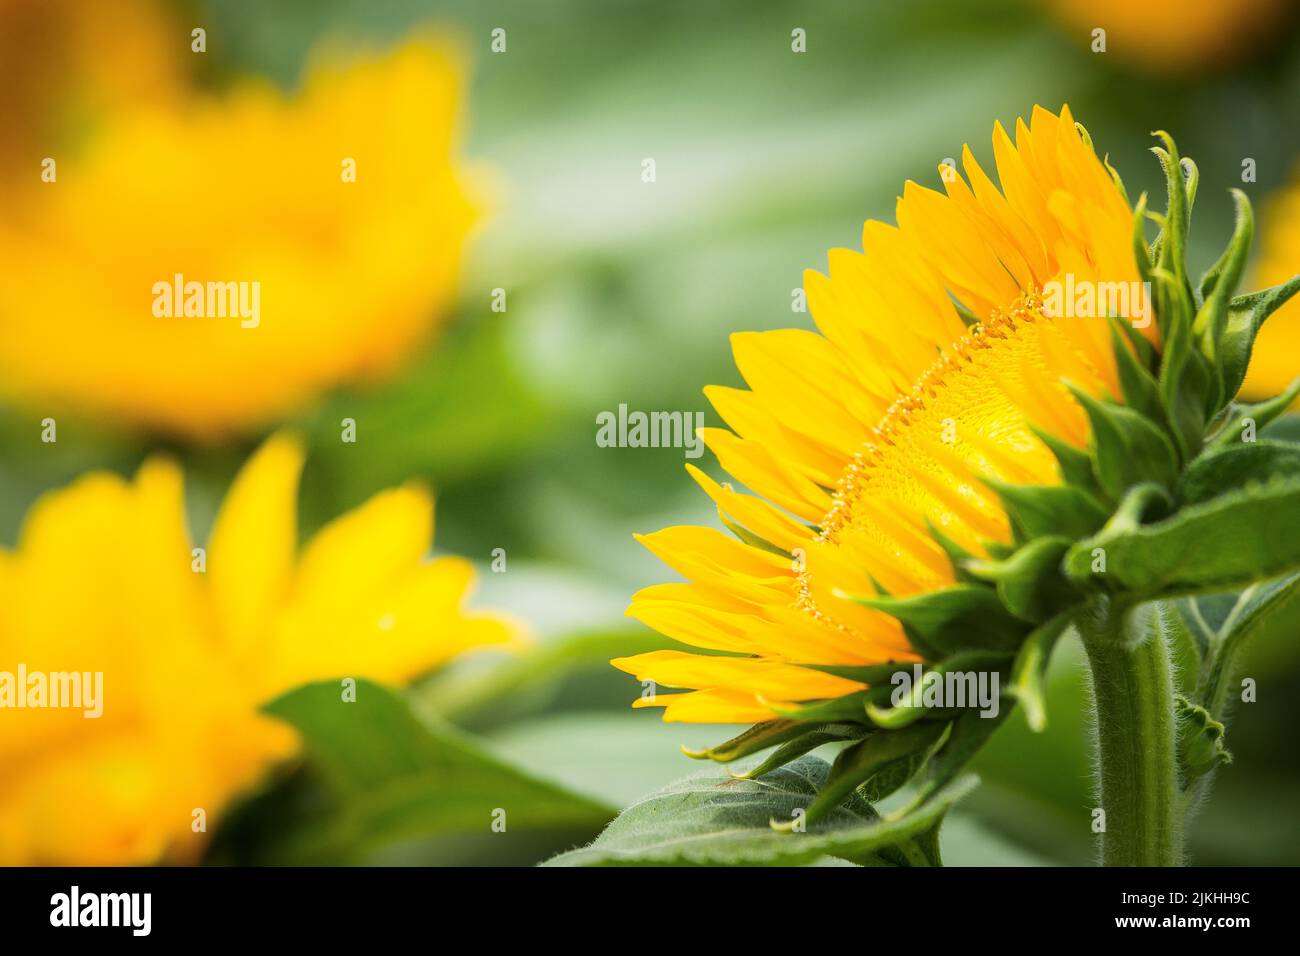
[1079,599,1184,866]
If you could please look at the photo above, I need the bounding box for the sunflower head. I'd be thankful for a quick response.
[0,32,480,439]
[614,106,1299,824]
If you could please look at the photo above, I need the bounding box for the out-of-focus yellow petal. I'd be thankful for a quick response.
[207,431,305,661]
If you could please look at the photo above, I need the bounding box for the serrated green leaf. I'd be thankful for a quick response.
[544,756,978,866]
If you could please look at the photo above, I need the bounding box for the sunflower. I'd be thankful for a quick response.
[0,432,522,864]
[612,106,1300,841]
[0,33,479,438]
[1242,166,1300,401]
[616,105,1145,724]
[1039,0,1292,73]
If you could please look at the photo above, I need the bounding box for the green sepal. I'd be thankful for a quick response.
[982,477,1110,543]
[1064,482,1174,592]
[784,721,947,827]
[1176,695,1232,783]
[767,687,888,724]
[1109,319,1164,423]
[965,535,1080,623]
[1029,423,1101,495]
[1103,152,1130,207]
[897,711,1008,816]
[1067,384,1181,500]
[1178,440,1300,506]
[1218,276,1300,400]
[730,723,870,780]
[924,517,981,584]
[717,509,792,560]
[1131,192,1154,288]
[864,651,1010,729]
[1205,377,1300,453]
[1066,476,1300,598]
[1160,318,1216,461]
[799,661,914,684]
[1193,190,1253,414]
[681,718,812,762]
[1194,189,1251,339]
[846,583,1024,657]
[1149,134,1195,319]
[1005,611,1074,731]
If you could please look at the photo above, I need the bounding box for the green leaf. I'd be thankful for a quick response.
[1179,440,1300,506]
[1066,477,1300,598]
[544,756,978,866]
[1189,572,1300,719]
[421,627,671,731]
[209,680,613,864]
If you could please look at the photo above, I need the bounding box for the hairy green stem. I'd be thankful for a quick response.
[1079,600,1184,866]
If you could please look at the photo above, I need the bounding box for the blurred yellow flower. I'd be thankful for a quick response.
[0,32,479,438]
[0,0,183,176]
[1242,170,1300,399]
[1040,0,1292,73]
[0,432,522,864]
[615,106,1143,723]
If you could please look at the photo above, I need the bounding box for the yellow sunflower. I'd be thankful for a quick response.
[1039,0,1293,73]
[614,105,1148,724]
[0,432,522,864]
[0,0,183,176]
[0,33,479,438]
[1242,167,1300,400]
